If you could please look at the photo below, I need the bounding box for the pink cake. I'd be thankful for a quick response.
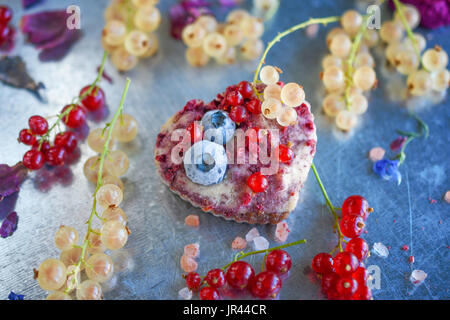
[155,83,317,224]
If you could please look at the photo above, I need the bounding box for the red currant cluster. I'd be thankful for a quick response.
[185,249,293,300]
[0,5,15,50]
[224,81,262,123]
[311,195,373,300]
[19,85,106,171]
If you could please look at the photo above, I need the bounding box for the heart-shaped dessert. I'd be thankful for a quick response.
[155,79,316,224]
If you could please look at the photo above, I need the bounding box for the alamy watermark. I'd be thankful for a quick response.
[66,5,81,30]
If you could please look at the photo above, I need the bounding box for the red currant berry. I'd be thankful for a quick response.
[32,140,51,154]
[45,146,67,166]
[28,115,49,135]
[23,150,45,170]
[342,195,370,220]
[54,132,78,153]
[0,25,12,44]
[226,90,244,107]
[353,284,372,300]
[312,252,334,274]
[62,105,87,128]
[321,272,340,296]
[225,261,255,290]
[276,145,294,164]
[205,269,226,288]
[249,271,282,299]
[80,85,106,111]
[245,98,262,115]
[199,287,220,300]
[185,272,202,291]
[18,129,36,146]
[345,237,369,261]
[333,252,359,276]
[237,81,253,99]
[265,249,292,275]
[352,266,369,287]
[340,214,365,238]
[336,277,358,297]
[186,122,203,144]
[229,105,249,123]
[0,6,12,26]
[247,172,269,193]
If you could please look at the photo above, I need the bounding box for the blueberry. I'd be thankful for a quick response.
[184,141,228,186]
[201,110,236,145]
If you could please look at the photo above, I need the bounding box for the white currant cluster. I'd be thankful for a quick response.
[381,4,449,97]
[102,0,161,71]
[259,65,306,126]
[321,10,378,131]
[182,10,265,67]
[36,114,138,300]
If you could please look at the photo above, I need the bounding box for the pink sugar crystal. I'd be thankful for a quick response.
[180,255,198,273]
[410,270,427,285]
[305,24,319,38]
[184,243,200,259]
[232,237,247,250]
[185,215,199,227]
[245,227,260,242]
[444,191,450,203]
[253,236,269,250]
[274,221,290,243]
[178,287,193,300]
[368,147,386,162]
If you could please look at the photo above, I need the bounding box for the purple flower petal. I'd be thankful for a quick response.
[22,0,44,9]
[373,159,402,185]
[389,0,450,29]
[0,212,18,238]
[0,163,28,201]
[169,1,212,39]
[390,136,408,152]
[20,10,82,61]
[8,291,25,300]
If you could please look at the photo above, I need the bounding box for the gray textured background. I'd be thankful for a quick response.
[0,0,448,300]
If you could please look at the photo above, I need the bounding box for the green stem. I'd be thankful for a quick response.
[65,78,131,294]
[394,112,429,166]
[311,163,345,252]
[392,0,425,70]
[344,16,369,109]
[221,239,307,271]
[253,16,341,90]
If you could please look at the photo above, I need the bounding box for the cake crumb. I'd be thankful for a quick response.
[232,237,247,250]
[401,245,409,251]
[274,221,290,243]
[368,147,386,162]
[185,215,199,227]
[409,256,415,263]
[184,243,200,259]
[180,255,198,273]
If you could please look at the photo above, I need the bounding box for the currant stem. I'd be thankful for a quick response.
[221,239,307,271]
[344,16,369,109]
[392,0,425,70]
[310,163,344,252]
[39,51,108,150]
[252,16,340,89]
[64,78,131,294]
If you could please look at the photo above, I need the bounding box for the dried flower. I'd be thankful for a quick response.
[1,212,19,238]
[0,162,28,202]
[8,291,25,300]
[373,159,402,185]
